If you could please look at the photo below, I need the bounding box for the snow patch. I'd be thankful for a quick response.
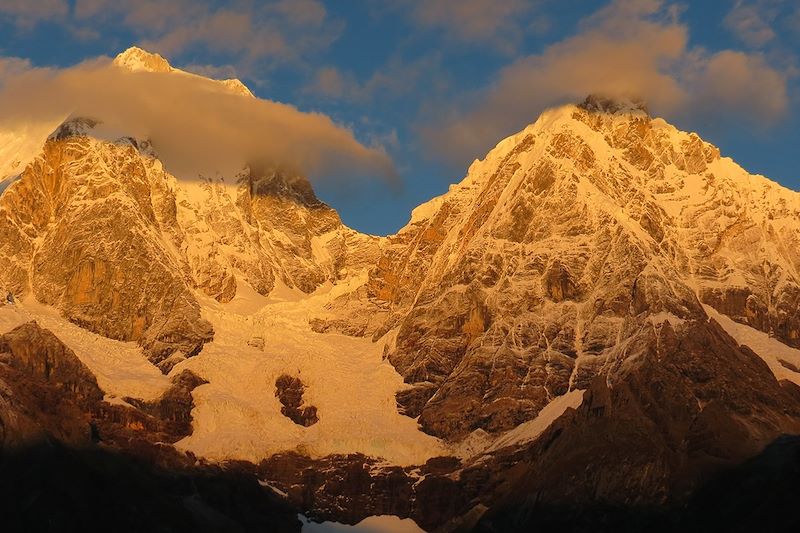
[704,305,800,386]
[310,232,336,267]
[0,299,170,401]
[176,280,446,465]
[648,312,686,327]
[484,389,585,453]
[453,428,493,459]
[114,46,255,98]
[0,124,55,181]
[299,514,425,533]
[408,195,445,226]
[258,480,288,498]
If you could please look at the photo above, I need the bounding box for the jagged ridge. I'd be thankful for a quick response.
[344,97,800,440]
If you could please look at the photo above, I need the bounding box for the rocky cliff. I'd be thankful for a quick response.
[354,96,800,443]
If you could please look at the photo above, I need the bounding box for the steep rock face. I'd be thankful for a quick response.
[0,321,103,449]
[259,452,464,530]
[470,318,800,531]
[257,315,800,532]
[0,321,103,408]
[0,127,214,369]
[362,97,800,441]
[257,306,800,532]
[2,61,800,529]
[0,321,300,532]
[570,99,800,348]
[0,320,209,448]
[0,123,379,371]
[104,369,209,442]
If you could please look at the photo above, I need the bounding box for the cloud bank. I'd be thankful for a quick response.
[0,58,395,183]
[423,0,792,165]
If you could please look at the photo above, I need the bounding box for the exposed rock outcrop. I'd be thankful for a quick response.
[469,318,800,531]
[0,47,383,375]
[275,374,318,427]
[0,321,103,408]
[103,369,208,442]
[259,316,800,531]
[0,321,208,447]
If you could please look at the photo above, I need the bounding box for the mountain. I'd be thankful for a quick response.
[0,48,381,372]
[2,49,800,532]
[350,94,800,442]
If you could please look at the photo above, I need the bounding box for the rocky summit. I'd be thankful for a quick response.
[2,50,800,532]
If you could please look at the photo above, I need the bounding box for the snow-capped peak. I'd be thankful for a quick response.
[112,45,254,98]
[220,78,254,98]
[113,46,173,73]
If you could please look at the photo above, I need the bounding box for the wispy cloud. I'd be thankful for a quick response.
[180,63,239,80]
[724,1,777,47]
[391,0,543,51]
[40,0,344,77]
[305,54,446,103]
[0,0,68,28]
[0,56,32,82]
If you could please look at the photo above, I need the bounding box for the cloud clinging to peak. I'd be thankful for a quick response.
[0,57,396,184]
[422,0,792,166]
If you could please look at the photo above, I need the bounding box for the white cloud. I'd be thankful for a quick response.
[305,55,447,104]
[690,50,788,122]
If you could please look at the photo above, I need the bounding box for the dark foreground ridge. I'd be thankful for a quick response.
[2,320,800,531]
[475,435,800,533]
[0,443,300,533]
[1,435,799,532]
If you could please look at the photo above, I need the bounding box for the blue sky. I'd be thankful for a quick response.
[1,0,799,235]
